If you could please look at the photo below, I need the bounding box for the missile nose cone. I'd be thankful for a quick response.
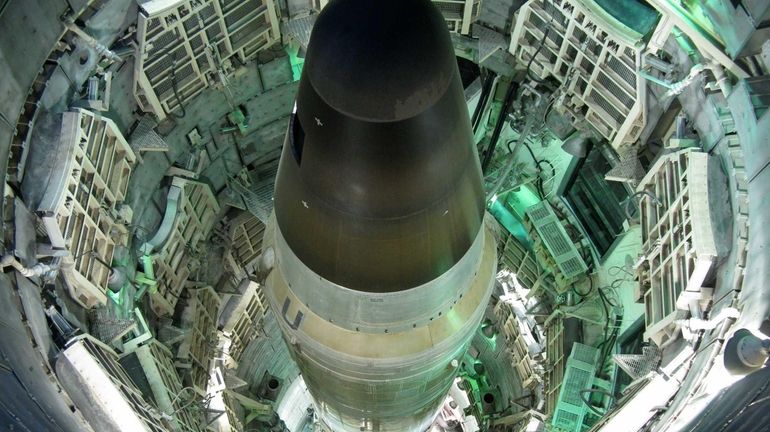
[273,0,485,293]
[305,0,456,122]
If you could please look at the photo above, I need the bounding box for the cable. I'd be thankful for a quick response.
[481,81,520,172]
[624,190,661,221]
[596,305,621,375]
[579,388,615,416]
[521,140,539,165]
[524,0,555,84]
[573,275,593,297]
[513,139,556,199]
[537,159,556,180]
[598,285,618,308]
[521,140,547,198]
[169,52,187,119]
[608,265,634,279]
[0,0,11,18]
[542,97,556,124]
[705,138,720,155]
[73,249,112,271]
[596,288,611,341]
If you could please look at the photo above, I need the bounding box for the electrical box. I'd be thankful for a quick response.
[526,201,588,284]
[552,343,599,432]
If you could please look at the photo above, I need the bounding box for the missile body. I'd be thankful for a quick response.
[261,0,496,430]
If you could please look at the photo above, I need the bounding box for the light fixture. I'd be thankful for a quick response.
[561,132,590,158]
[724,328,770,375]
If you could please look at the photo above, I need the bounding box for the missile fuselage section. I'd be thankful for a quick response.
[262,1,496,430]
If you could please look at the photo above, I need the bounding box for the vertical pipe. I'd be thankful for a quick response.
[471,71,496,132]
[481,80,519,172]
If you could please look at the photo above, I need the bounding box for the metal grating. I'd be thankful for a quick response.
[607,55,636,88]
[554,410,580,429]
[528,204,551,220]
[541,221,572,256]
[597,72,635,108]
[150,178,220,316]
[134,0,281,120]
[130,115,169,152]
[562,368,591,406]
[526,201,588,280]
[35,109,135,308]
[589,90,625,125]
[228,175,274,224]
[561,257,586,277]
[59,335,168,431]
[509,0,653,149]
[612,345,661,380]
[572,343,598,365]
[552,342,599,432]
[283,14,317,50]
[637,149,723,345]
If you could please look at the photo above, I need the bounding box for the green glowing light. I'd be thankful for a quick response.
[285,44,305,82]
[594,0,659,36]
[488,184,540,244]
[107,289,123,306]
[678,0,725,45]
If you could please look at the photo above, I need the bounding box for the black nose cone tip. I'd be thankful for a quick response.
[273,0,485,293]
[305,0,457,122]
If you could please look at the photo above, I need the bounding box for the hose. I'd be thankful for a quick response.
[0,255,57,278]
[525,0,555,84]
[481,81,520,172]
[580,388,615,416]
[624,190,662,222]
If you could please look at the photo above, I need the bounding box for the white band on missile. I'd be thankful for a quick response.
[272,213,485,333]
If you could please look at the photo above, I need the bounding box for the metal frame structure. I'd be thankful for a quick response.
[228,211,265,270]
[313,0,481,35]
[495,301,542,390]
[150,177,220,316]
[177,286,222,396]
[37,108,136,308]
[499,230,555,296]
[57,335,168,432]
[133,0,281,120]
[433,0,482,35]
[509,0,650,150]
[545,314,565,417]
[130,339,206,432]
[637,149,721,345]
[220,281,268,368]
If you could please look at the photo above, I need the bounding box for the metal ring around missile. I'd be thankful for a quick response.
[273,213,484,334]
[263,211,497,431]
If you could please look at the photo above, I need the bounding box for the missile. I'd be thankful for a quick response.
[261,0,497,430]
